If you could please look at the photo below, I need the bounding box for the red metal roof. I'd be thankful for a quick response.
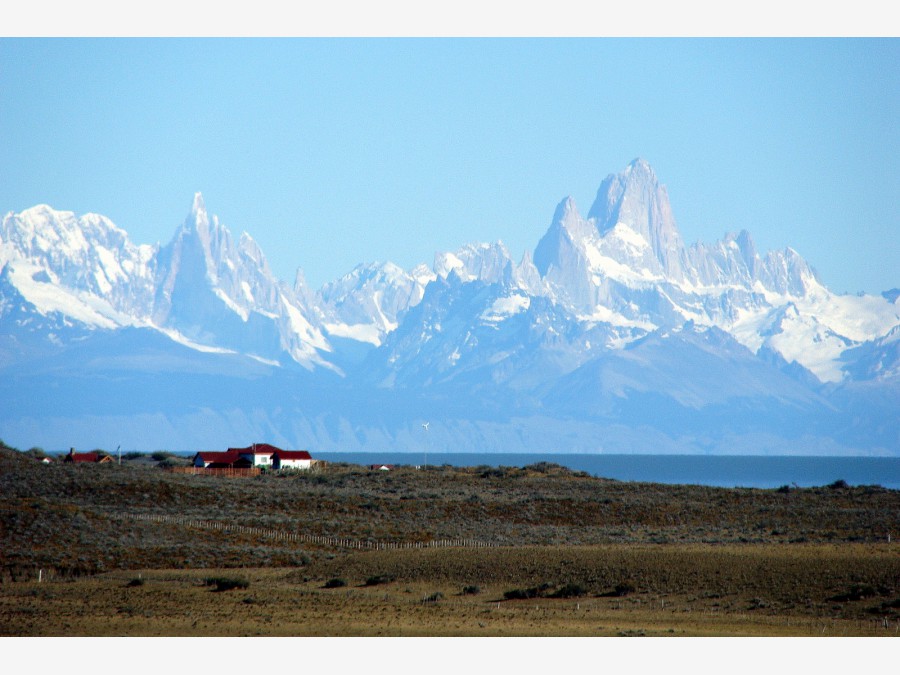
[195,450,242,463]
[273,450,312,460]
[65,451,100,463]
[228,443,284,455]
[196,446,312,466]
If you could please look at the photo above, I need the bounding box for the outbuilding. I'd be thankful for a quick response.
[271,449,313,470]
[194,450,247,468]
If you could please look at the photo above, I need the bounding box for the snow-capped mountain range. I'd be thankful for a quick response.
[2,159,898,455]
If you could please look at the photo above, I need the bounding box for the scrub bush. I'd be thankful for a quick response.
[205,576,250,592]
[365,574,395,586]
[552,582,587,598]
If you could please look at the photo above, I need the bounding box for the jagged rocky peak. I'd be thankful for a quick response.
[588,158,686,279]
[150,194,335,366]
[169,194,274,291]
[190,191,206,216]
[294,267,311,294]
[319,261,410,316]
[515,249,544,295]
[687,229,761,287]
[723,230,758,269]
[434,241,515,285]
[158,195,261,313]
[178,192,232,271]
[554,196,596,242]
[532,196,595,277]
[2,204,134,263]
[319,261,419,304]
[761,246,823,297]
[182,192,211,240]
[588,158,668,232]
[534,159,690,283]
[238,230,266,266]
[0,204,158,318]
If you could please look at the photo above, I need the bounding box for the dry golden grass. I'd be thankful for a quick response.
[2,544,898,637]
[3,445,899,636]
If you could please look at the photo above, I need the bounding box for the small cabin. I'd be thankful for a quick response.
[63,449,112,463]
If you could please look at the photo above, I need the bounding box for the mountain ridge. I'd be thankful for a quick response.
[1,160,898,455]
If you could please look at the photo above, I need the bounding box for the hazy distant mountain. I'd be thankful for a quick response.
[1,160,897,455]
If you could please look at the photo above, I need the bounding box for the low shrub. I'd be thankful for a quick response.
[480,466,519,479]
[828,584,878,602]
[324,577,347,589]
[504,584,551,600]
[552,582,587,599]
[503,588,537,600]
[827,479,850,490]
[523,462,566,474]
[205,576,250,592]
[462,585,481,595]
[125,577,144,588]
[423,591,444,603]
[613,582,636,597]
[365,574,395,587]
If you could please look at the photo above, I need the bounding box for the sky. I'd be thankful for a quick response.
[1,37,898,294]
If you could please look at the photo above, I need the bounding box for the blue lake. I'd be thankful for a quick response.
[314,453,900,490]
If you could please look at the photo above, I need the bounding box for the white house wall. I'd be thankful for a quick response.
[278,459,311,470]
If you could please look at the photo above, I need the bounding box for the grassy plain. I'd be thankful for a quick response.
[1,445,898,637]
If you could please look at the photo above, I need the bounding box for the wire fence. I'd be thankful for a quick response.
[118,512,497,550]
[164,467,262,477]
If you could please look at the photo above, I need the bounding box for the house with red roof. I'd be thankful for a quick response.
[63,448,113,464]
[227,443,281,469]
[63,448,112,464]
[193,443,313,471]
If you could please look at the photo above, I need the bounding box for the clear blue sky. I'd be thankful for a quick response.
[1,38,897,294]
